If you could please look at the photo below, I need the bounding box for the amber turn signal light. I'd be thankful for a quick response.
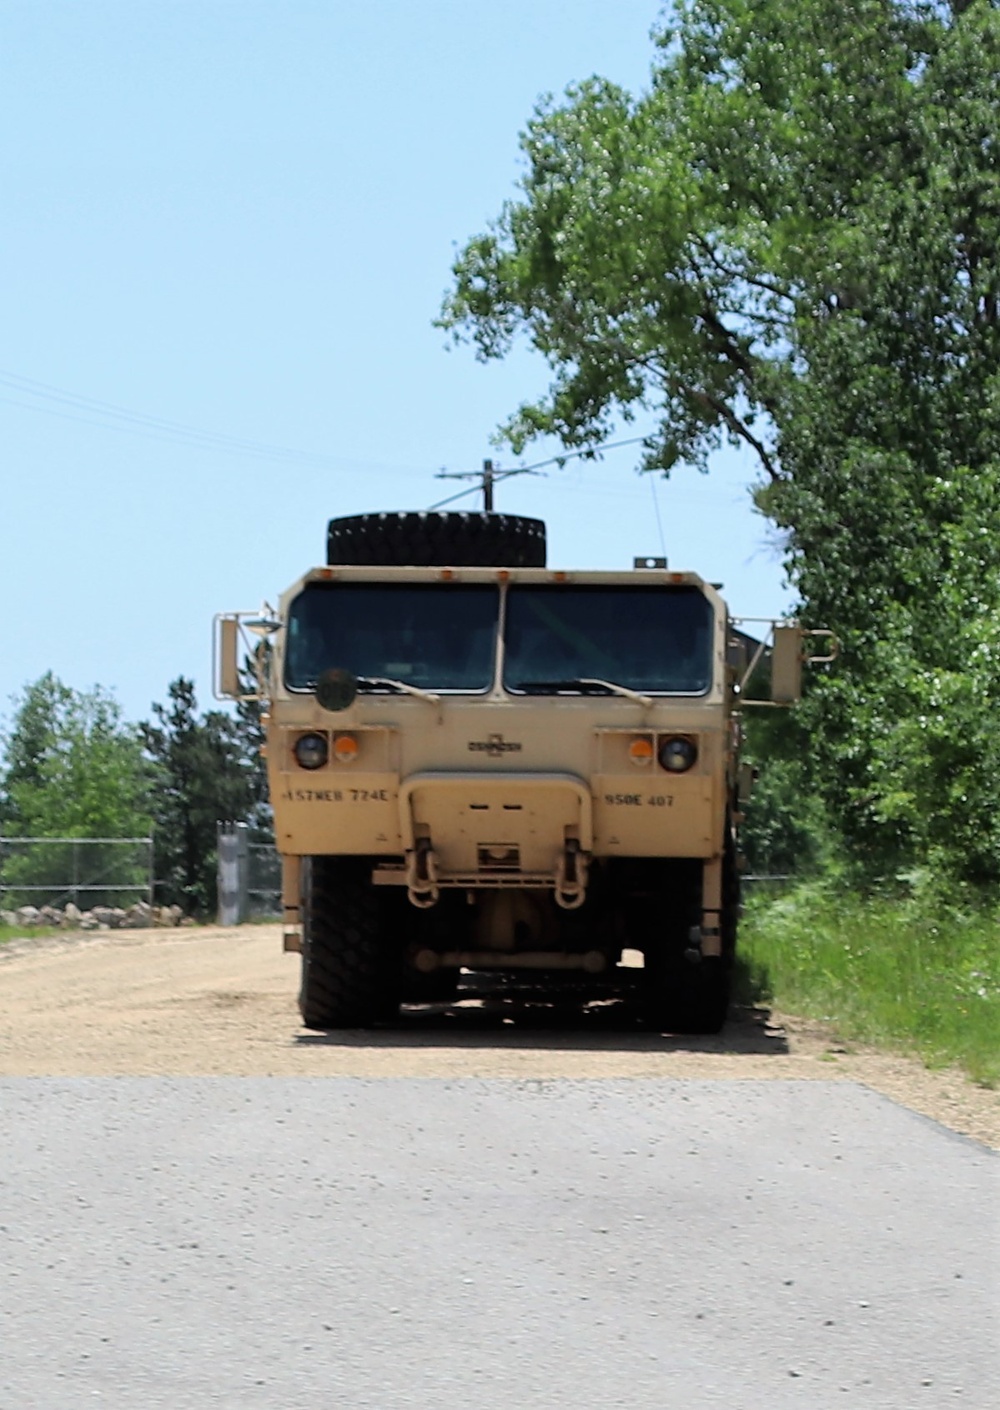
[333,734,359,763]
[628,737,655,765]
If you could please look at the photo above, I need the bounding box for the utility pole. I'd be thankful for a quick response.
[432,458,535,512]
[428,433,648,514]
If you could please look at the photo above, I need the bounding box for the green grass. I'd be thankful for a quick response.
[0,923,65,945]
[738,881,1000,1086]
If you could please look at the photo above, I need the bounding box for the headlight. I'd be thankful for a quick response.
[293,732,329,770]
[658,735,697,773]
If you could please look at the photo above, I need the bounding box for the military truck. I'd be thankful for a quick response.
[216,510,833,1033]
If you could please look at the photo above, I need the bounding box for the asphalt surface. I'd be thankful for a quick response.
[1,1078,996,1409]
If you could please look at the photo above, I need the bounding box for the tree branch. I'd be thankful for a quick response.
[686,384,782,482]
[692,235,796,305]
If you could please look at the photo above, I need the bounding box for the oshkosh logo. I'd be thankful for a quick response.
[468,734,523,758]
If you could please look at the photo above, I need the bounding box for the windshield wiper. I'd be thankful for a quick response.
[357,675,441,705]
[513,678,653,707]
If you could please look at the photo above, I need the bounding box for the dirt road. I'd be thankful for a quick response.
[1,922,996,1147]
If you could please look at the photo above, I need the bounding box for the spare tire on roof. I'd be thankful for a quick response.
[325,511,547,568]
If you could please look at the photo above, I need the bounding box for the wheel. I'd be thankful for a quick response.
[644,956,731,1035]
[326,511,546,568]
[640,852,734,1035]
[299,857,399,1028]
[721,813,741,961]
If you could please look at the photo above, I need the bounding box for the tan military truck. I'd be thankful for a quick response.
[216,510,831,1033]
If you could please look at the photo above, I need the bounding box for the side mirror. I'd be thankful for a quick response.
[316,667,359,712]
[734,618,838,709]
[213,612,273,700]
[771,625,803,704]
[217,617,242,699]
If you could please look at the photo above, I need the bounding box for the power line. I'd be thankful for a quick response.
[430,458,544,511]
[2,367,657,496]
[0,369,428,476]
[426,436,651,511]
[515,435,648,474]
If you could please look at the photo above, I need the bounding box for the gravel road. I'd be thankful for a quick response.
[0,923,996,1146]
[0,924,997,1408]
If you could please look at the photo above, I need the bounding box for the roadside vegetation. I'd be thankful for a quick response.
[738,882,1000,1087]
[0,673,269,919]
[0,922,63,947]
[442,0,999,1077]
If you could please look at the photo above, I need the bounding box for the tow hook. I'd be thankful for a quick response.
[406,837,440,909]
[554,838,589,911]
[684,925,703,964]
[686,922,722,962]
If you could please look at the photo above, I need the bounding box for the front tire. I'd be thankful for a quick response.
[645,956,731,1035]
[641,848,736,1035]
[299,857,398,1029]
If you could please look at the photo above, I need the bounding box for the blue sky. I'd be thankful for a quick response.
[1,0,791,728]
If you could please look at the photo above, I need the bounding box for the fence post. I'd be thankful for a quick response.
[147,834,155,908]
[217,822,250,925]
[236,824,249,921]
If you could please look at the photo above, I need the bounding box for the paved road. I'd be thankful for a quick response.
[2,1077,996,1409]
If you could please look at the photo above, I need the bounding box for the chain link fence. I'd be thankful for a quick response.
[0,836,154,911]
[217,823,281,923]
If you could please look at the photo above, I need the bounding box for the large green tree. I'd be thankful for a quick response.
[0,673,151,839]
[1,672,272,915]
[443,3,901,473]
[0,674,153,906]
[141,677,259,916]
[441,0,1000,882]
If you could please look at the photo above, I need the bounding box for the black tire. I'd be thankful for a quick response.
[645,957,731,1036]
[641,849,735,1035]
[299,857,399,1028]
[326,511,546,568]
[721,815,741,963]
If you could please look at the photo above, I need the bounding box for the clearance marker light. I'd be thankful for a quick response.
[333,734,359,763]
[629,737,655,766]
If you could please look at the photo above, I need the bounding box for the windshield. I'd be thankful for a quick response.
[285,583,498,692]
[503,585,714,695]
